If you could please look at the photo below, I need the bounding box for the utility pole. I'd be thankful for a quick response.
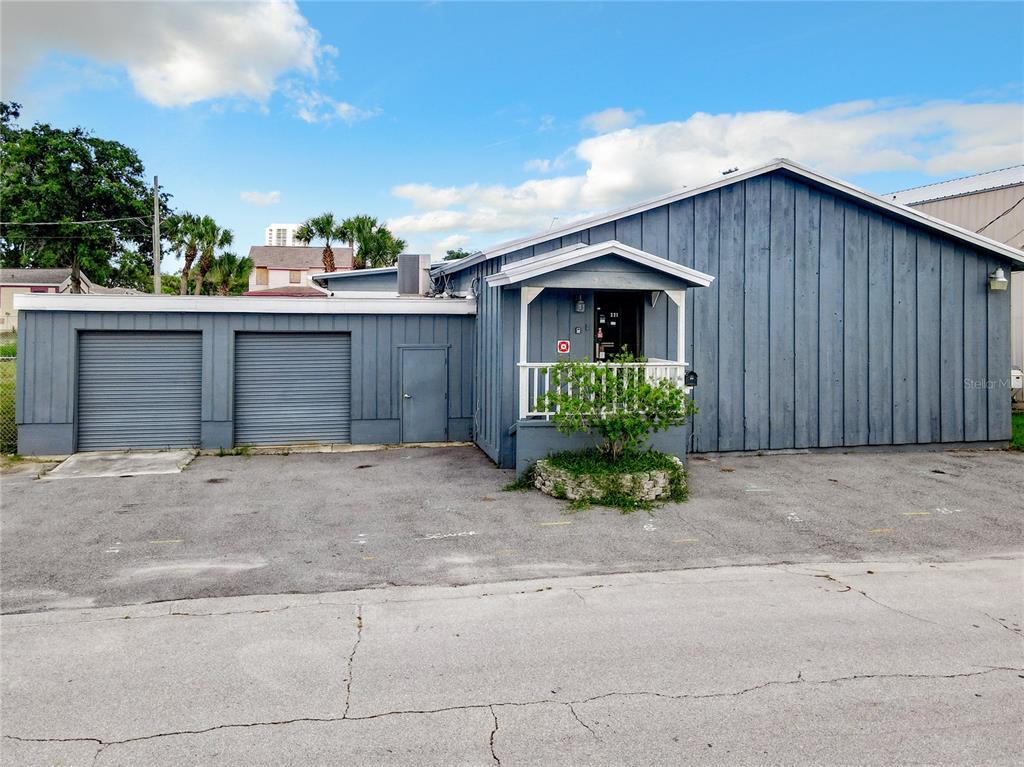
[152,175,161,294]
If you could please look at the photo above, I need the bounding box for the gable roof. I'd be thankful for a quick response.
[0,267,98,290]
[485,240,714,288]
[248,245,354,270]
[435,158,1024,277]
[885,165,1024,206]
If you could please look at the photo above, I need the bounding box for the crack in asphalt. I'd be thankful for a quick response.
[488,705,500,765]
[343,604,364,719]
[5,667,1019,753]
[786,567,941,626]
[984,612,1024,637]
[567,702,597,737]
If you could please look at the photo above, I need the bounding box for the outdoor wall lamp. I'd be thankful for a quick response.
[988,267,1009,292]
[684,370,698,388]
[574,295,586,313]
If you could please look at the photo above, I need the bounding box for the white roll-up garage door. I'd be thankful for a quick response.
[233,333,351,446]
[77,332,203,451]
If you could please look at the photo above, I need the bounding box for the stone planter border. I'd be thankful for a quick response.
[533,455,685,503]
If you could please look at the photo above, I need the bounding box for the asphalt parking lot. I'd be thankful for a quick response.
[2,445,1022,613]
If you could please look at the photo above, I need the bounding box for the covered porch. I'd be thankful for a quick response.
[484,240,715,472]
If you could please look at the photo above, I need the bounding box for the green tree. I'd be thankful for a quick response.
[192,216,233,296]
[444,248,473,261]
[295,212,346,272]
[539,353,697,462]
[206,252,253,295]
[0,102,170,292]
[342,215,406,269]
[164,212,204,295]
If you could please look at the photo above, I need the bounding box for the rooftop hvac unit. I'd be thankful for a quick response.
[398,253,432,296]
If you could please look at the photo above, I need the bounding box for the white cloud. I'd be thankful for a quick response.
[430,234,472,259]
[285,84,381,124]
[1,0,336,111]
[581,107,643,134]
[524,158,552,173]
[240,190,282,207]
[386,99,1024,246]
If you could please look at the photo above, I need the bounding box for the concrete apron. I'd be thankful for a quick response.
[42,450,196,480]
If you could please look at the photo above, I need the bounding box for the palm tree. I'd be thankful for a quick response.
[342,215,406,269]
[295,213,346,272]
[206,252,253,295]
[164,212,201,295]
[192,216,233,296]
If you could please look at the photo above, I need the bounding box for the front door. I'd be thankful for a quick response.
[400,347,448,442]
[594,292,643,360]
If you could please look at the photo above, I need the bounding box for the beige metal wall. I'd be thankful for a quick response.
[910,184,1024,370]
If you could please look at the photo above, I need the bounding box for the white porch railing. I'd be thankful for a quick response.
[518,359,688,419]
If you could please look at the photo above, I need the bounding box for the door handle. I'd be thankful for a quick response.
[403,393,412,399]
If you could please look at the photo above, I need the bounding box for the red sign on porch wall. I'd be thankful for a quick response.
[556,340,570,354]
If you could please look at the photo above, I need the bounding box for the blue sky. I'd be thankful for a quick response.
[2,1,1022,263]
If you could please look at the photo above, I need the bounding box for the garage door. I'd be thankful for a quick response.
[233,333,351,446]
[77,332,202,451]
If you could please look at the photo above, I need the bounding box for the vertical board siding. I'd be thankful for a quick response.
[692,191,720,452]
[717,181,746,451]
[817,194,845,447]
[867,216,893,444]
[939,244,965,442]
[769,175,796,449]
[962,251,988,442]
[793,185,820,448]
[17,310,474,430]
[916,236,942,442]
[842,202,869,446]
[743,176,771,450]
[891,224,917,444]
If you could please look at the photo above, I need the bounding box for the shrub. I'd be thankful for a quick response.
[538,353,697,461]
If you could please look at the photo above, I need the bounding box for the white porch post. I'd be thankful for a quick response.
[666,289,686,365]
[519,286,544,419]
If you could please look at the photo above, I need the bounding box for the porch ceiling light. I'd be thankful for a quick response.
[989,267,1009,291]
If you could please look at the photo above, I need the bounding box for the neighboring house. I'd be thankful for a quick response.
[265,223,300,247]
[1,268,100,331]
[885,166,1024,373]
[247,245,354,293]
[14,159,1023,471]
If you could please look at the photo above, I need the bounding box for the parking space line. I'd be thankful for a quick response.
[672,538,698,544]
[902,512,931,517]
[149,539,184,544]
[540,520,572,526]
[867,528,894,534]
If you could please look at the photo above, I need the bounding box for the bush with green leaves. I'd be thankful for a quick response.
[538,352,697,461]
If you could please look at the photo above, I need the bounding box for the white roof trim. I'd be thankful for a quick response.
[14,293,476,316]
[485,240,715,288]
[435,157,1024,275]
[313,266,397,281]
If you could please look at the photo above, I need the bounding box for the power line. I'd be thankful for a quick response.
[0,215,153,226]
[975,192,1024,234]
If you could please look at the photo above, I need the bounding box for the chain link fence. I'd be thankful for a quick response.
[1,331,16,453]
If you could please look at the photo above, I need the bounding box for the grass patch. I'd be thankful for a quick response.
[502,464,535,492]
[1012,412,1024,451]
[0,341,16,357]
[0,357,16,454]
[217,445,252,457]
[541,448,689,513]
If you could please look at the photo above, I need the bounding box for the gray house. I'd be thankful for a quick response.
[15,159,1024,472]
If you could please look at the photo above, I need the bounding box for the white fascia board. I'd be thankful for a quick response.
[14,293,476,315]
[313,266,398,281]
[436,157,1024,274]
[485,240,715,288]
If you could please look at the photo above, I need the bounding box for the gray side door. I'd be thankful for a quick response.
[400,347,448,443]
[234,332,351,446]
[77,331,202,451]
